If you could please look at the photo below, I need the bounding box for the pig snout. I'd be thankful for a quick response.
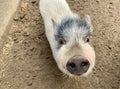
[66,56,90,75]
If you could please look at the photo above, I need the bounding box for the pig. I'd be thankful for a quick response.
[39,0,95,76]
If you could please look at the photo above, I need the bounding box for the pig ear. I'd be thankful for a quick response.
[85,15,93,32]
[51,19,57,29]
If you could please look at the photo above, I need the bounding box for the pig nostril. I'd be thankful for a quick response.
[81,62,88,66]
[68,63,76,68]
[81,61,89,69]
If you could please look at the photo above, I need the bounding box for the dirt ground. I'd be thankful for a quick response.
[0,0,120,89]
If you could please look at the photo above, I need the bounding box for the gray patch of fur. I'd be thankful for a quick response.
[54,16,93,49]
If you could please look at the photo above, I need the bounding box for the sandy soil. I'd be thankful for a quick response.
[0,0,120,89]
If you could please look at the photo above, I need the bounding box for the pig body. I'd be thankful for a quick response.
[39,0,95,76]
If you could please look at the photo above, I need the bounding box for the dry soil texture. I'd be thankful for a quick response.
[0,0,120,89]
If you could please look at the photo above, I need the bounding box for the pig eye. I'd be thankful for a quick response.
[86,38,90,42]
[84,37,90,43]
[58,38,66,45]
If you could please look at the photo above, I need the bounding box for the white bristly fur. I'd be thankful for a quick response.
[39,0,95,76]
